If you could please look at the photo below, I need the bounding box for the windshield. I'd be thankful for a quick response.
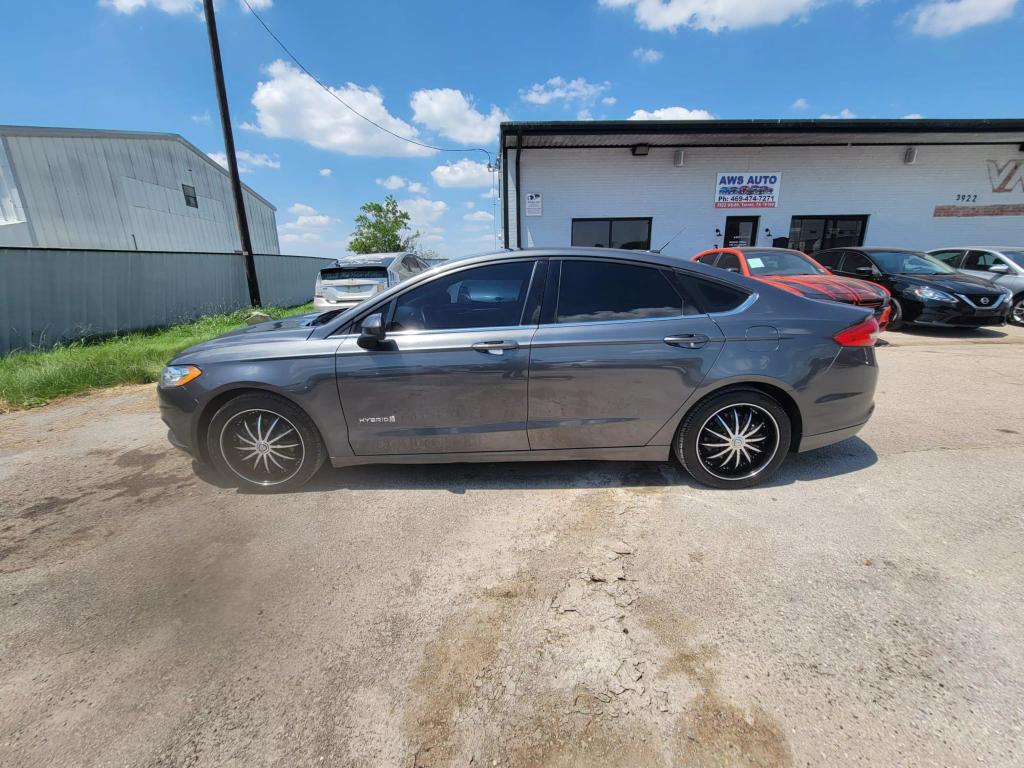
[744,250,825,276]
[870,251,956,275]
[1001,251,1024,268]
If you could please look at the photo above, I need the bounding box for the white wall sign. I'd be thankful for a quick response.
[714,172,782,209]
[525,192,543,216]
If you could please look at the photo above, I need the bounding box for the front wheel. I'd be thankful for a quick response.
[675,390,791,489]
[886,298,905,331]
[1010,295,1024,327]
[207,392,326,492]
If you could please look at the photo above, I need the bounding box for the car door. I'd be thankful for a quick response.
[527,258,725,450]
[335,258,542,456]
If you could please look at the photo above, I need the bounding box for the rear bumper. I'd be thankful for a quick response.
[798,416,870,453]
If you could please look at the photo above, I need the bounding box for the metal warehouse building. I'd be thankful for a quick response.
[0,125,279,253]
[500,119,1024,257]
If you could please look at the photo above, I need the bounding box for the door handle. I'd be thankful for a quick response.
[664,334,709,349]
[471,340,519,355]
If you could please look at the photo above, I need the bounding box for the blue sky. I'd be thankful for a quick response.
[2,0,1021,257]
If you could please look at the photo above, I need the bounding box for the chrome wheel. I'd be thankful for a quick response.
[696,403,780,482]
[219,409,305,487]
[1012,297,1024,326]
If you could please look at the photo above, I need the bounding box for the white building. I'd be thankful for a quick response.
[0,125,279,253]
[500,119,1024,257]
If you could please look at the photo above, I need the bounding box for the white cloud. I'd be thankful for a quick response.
[399,197,448,227]
[410,88,508,144]
[520,76,611,105]
[431,158,493,188]
[207,149,280,173]
[242,0,273,9]
[907,0,1016,36]
[99,0,199,14]
[902,113,925,119]
[791,97,810,110]
[376,175,407,190]
[599,0,832,32]
[282,214,332,230]
[632,47,664,62]
[629,106,715,120]
[464,210,494,222]
[577,109,595,120]
[248,60,433,157]
[481,188,499,199]
[602,96,618,106]
[407,181,427,194]
[319,168,332,177]
[820,108,857,119]
[288,203,317,216]
[191,111,211,124]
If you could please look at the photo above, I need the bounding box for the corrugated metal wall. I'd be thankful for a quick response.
[0,248,332,355]
[0,131,280,254]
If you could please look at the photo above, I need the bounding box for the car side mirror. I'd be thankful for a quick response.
[988,263,1010,274]
[357,312,385,349]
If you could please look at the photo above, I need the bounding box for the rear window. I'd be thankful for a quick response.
[671,273,750,314]
[555,260,683,323]
[320,267,388,280]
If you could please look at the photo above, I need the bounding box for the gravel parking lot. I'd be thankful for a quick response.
[2,326,1023,768]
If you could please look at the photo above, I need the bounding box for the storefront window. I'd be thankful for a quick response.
[571,218,652,250]
[788,216,868,254]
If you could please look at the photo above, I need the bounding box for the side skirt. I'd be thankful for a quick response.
[329,445,671,467]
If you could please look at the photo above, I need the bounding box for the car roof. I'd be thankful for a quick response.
[929,246,1024,251]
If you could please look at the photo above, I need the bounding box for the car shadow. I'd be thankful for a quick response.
[191,437,877,494]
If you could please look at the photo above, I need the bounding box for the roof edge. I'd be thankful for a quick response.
[500,118,1024,136]
[0,124,276,210]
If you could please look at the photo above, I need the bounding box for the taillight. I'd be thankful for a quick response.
[833,316,879,347]
[314,274,324,298]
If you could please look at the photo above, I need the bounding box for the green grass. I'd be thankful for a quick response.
[0,304,314,412]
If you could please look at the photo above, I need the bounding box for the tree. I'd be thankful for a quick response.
[348,195,417,254]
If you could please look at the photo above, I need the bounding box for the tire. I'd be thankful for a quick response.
[1010,294,1024,327]
[887,297,905,331]
[675,389,792,490]
[206,392,326,492]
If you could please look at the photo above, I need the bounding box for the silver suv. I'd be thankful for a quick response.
[314,252,431,312]
[929,248,1024,326]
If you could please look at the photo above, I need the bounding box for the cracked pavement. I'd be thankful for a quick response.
[1,327,1023,767]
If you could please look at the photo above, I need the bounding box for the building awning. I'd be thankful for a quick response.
[500,119,1024,150]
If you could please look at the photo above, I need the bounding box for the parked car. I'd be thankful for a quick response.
[692,247,892,329]
[814,247,1013,330]
[927,247,1024,326]
[313,252,430,312]
[159,248,879,492]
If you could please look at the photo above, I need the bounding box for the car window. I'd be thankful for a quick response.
[695,252,720,266]
[840,251,874,274]
[814,250,842,269]
[869,251,955,275]
[963,250,998,270]
[555,260,683,323]
[671,273,749,314]
[930,249,964,267]
[743,250,825,276]
[716,252,742,272]
[390,261,535,332]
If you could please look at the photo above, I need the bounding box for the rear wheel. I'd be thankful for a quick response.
[675,390,791,489]
[207,392,325,492]
[1010,294,1024,327]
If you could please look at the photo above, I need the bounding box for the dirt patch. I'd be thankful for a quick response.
[113,448,165,469]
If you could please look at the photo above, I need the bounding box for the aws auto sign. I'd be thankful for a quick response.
[715,172,782,209]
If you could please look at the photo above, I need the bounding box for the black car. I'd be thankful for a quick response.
[814,247,1013,330]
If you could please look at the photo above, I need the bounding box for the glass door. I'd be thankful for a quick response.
[723,216,758,247]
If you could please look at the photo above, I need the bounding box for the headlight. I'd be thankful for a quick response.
[908,285,957,304]
[160,364,202,388]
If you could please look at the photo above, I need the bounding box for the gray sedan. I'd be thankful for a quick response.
[158,248,880,491]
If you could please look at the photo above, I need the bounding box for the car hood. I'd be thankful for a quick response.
[753,274,889,304]
[891,273,1005,294]
[172,313,322,362]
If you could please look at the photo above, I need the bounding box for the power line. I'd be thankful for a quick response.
[238,0,495,164]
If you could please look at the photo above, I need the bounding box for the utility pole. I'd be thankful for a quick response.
[203,0,261,307]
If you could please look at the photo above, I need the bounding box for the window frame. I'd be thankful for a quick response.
[570,217,653,251]
[182,184,198,209]
[542,257,691,327]
[788,214,868,252]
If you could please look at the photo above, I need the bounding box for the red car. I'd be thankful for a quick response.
[692,247,892,329]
